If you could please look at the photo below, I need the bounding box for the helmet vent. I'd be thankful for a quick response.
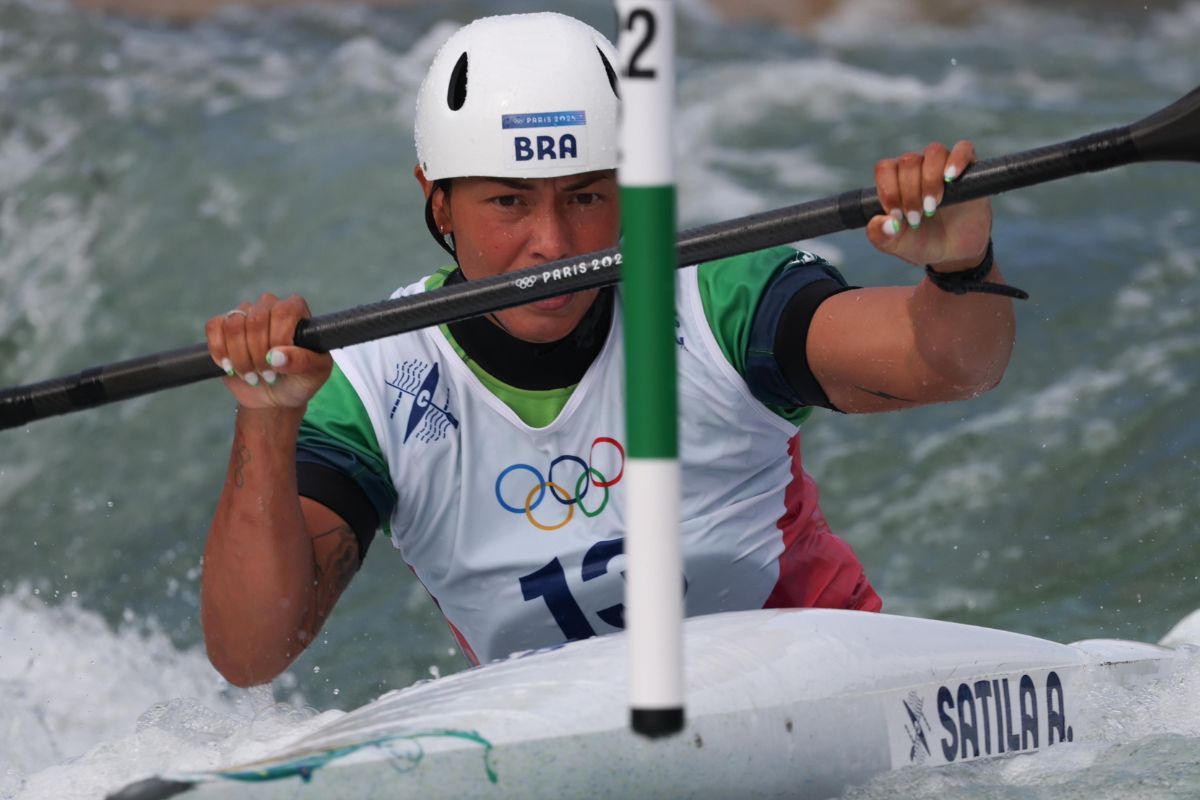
[447,52,469,110]
[597,47,619,98]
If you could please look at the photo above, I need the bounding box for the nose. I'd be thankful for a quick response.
[527,203,572,263]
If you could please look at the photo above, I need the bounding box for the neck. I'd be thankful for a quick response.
[444,269,613,390]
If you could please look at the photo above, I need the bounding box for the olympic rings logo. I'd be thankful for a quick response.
[514,275,539,290]
[494,437,625,531]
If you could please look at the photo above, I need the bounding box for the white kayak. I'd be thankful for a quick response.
[109,608,1200,800]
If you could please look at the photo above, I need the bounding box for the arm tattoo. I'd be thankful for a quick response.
[312,524,352,542]
[854,385,915,403]
[306,525,360,635]
[231,431,252,489]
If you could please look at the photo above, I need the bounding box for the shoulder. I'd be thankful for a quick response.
[696,246,844,294]
[389,267,454,300]
[691,246,845,370]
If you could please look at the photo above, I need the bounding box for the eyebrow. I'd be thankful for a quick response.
[485,178,537,191]
[562,172,612,191]
[479,172,614,193]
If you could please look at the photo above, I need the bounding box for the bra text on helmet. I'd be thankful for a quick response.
[514,134,579,162]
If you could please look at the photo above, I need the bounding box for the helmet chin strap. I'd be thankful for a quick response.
[424,182,458,261]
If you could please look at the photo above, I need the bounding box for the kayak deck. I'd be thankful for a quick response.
[110,609,1194,800]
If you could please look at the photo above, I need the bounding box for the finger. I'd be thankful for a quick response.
[205,314,235,378]
[896,151,924,231]
[264,345,331,377]
[264,295,310,383]
[223,303,260,386]
[921,141,950,218]
[245,293,278,381]
[268,295,310,352]
[874,157,904,225]
[865,214,904,254]
[943,139,976,183]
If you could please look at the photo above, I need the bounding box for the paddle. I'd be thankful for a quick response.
[2,85,1197,432]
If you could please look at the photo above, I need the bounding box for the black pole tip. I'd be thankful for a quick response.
[105,777,194,800]
[631,707,685,738]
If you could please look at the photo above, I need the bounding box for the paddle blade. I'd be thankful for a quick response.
[1131,85,1200,162]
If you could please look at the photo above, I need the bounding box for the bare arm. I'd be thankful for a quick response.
[804,141,1016,413]
[199,294,358,687]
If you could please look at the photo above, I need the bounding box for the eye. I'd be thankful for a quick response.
[572,192,604,206]
[490,194,522,208]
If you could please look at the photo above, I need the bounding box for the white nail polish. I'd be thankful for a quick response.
[923,195,937,216]
[944,165,958,182]
[906,210,922,228]
[244,372,260,387]
[890,208,904,221]
[885,219,900,236]
[266,350,288,368]
[221,357,234,375]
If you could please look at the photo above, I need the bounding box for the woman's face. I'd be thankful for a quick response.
[419,168,621,344]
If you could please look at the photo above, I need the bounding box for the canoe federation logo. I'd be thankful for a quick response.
[495,437,625,531]
[902,691,933,765]
[386,359,460,444]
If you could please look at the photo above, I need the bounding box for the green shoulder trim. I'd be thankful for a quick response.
[299,363,397,531]
[696,247,825,426]
[426,267,576,429]
[424,266,456,292]
[438,324,576,429]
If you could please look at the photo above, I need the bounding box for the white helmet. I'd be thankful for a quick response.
[414,13,620,182]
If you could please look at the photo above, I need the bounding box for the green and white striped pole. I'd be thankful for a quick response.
[616,0,684,738]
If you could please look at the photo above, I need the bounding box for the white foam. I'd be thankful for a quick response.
[0,114,78,195]
[1073,648,1200,744]
[336,20,460,94]
[0,191,102,381]
[198,175,245,229]
[1152,0,1200,42]
[682,55,970,125]
[810,0,968,46]
[0,462,40,511]
[905,332,1198,467]
[0,587,327,800]
[676,55,971,225]
[332,36,403,94]
[328,20,460,124]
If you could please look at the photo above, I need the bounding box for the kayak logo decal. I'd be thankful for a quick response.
[494,437,625,531]
[902,691,932,765]
[386,360,460,444]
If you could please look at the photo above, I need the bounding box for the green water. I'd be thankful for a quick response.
[1,1,1198,797]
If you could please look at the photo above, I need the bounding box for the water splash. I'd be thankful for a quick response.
[0,586,326,800]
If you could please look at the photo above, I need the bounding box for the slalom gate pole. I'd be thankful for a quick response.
[617,0,685,738]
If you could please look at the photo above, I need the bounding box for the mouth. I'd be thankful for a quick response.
[526,294,574,312]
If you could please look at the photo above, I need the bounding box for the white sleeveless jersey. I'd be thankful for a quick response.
[332,266,822,665]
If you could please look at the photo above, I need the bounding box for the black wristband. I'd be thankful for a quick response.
[924,240,1028,300]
